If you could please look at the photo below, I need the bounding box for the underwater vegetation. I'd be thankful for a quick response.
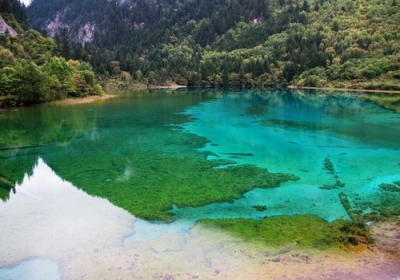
[260,119,328,131]
[197,215,372,251]
[353,185,400,226]
[336,221,373,248]
[245,104,268,116]
[379,182,400,192]
[48,146,298,222]
[252,205,268,211]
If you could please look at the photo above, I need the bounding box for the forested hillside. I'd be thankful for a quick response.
[0,0,103,107]
[24,0,400,89]
[0,0,29,31]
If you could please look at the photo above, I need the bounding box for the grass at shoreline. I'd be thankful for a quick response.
[49,94,118,105]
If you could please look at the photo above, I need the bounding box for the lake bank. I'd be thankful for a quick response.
[288,85,400,95]
[147,84,188,89]
[49,94,118,105]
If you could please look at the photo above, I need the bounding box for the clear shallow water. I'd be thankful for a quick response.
[1,89,400,279]
[174,90,400,222]
[0,258,61,280]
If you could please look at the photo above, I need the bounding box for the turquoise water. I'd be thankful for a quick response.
[0,258,60,280]
[172,90,400,223]
[1,89,400,278]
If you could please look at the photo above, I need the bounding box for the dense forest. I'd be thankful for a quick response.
[27,0,400,89]
[0,0,29,31]
[0,0,103,107]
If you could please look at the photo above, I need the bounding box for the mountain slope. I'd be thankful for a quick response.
[0,0,29,31]
[27,0,400,89]
[0,0,104,107]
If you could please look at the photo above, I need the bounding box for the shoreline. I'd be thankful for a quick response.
[147,84,187,89]
[288,85,400,94]
[49,94,118,105]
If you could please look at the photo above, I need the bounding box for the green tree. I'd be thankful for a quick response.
[283,62,297,83]
[15,62,47,103]
[0,66,20,96]
[222,59,229,86]
[0,48,16,68]
[41,56,74,98]
[332,20,340,32]
[60,27,71,59]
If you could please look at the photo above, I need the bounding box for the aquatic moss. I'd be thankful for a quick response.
[196,215,371,250]
[354,190,400,223]
[48,146,298,222]
[380,183,400,192]
[337,221,373,247]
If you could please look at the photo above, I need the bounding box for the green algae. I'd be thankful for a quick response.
[48,147,298,222]
[353,186,400,224]
[336,221,373,247]
[380,183,400,192]
[196,215,371,250]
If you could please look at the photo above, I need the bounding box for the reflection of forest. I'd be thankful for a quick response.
[244,90,400,149]
[0,105,97,149]
[0,105,98,201]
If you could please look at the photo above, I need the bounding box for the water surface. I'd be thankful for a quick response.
[1,89,399,279]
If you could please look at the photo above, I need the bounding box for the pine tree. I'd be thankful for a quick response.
[60,27,70,59]
[302,0,310,12]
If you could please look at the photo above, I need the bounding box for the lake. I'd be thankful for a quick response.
[1,89,400,279]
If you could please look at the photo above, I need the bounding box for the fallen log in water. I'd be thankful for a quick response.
[0,175,14,189]
[0,142,53,151]
[222,153,254,156]
[339,192,358,223]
